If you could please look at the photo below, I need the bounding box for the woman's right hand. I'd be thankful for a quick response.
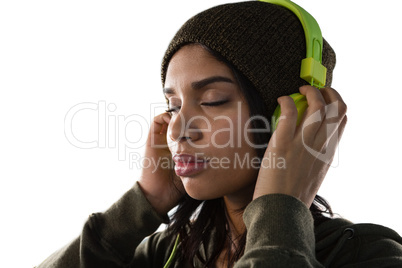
[138,112,184,216]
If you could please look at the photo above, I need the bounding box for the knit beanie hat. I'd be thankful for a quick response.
[161,0,336,118]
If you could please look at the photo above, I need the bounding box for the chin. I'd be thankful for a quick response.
[186,191,219,201]
[181,177,223,201]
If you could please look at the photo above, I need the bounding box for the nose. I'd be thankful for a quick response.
[167,105,203,144]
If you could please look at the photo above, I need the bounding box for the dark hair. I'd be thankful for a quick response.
[168,44,333,267]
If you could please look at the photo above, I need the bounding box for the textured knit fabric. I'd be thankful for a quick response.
[161,1,336,118]
[36,182,402,267]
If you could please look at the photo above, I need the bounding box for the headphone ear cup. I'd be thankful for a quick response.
[271,93,308,132]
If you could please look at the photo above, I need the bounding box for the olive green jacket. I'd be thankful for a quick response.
[37,182,402,267]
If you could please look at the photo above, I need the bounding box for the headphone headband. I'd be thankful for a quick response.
[259,0,327,88]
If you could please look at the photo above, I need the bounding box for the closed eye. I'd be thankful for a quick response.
[165,100,229,115]
[201,100,229,106]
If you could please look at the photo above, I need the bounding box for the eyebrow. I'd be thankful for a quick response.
[163,76,235,95]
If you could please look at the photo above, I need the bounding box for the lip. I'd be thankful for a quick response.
[173,154,209,177]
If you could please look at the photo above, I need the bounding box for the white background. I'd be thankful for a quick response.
[1,0,401,267]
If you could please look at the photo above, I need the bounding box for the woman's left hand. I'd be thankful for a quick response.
[253,85,347,207]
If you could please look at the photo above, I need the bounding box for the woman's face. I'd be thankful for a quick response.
[164,44,260,200]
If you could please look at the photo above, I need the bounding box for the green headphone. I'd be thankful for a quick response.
[260,0,327,132]
[163,1,326,267]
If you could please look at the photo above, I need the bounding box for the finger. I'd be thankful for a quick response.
[331,114,347,149]
[321,87,347,118]
[297,86,327,141]
[313,89,347,148]
[338,115,347,141]
[322,114,347,162]
[299,85,327,119]
[148,112,171,148]
[274,96,298,141]
[316,114,347,166]
[151,112,171,135]
[320,87,346,108]
[320,87,347,119]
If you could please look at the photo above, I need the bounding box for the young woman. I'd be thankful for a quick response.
[37,1,402,267]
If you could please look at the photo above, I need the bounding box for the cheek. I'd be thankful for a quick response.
[208,107,258,142]
[209,123,235,148]
[209,114,244,147]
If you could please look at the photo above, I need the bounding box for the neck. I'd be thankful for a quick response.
[215,184,254,267]
[223,183,255,237]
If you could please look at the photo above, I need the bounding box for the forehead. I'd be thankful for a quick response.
[165,44,235,87]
